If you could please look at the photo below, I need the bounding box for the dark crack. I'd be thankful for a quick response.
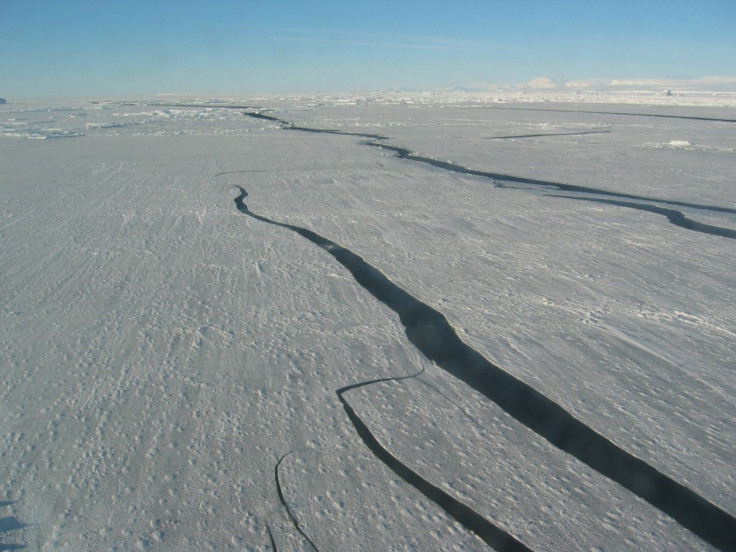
[414,377,483,428]
[0,500,27,552]
[242,110,389,140]
[234,186,736,551]
[275,451,320,552]
[559,196,736,239]
[162,100,736,226]
[0,519,27,535]
[337,370,532,551]
[266,521,278,552]
[484,129,611,140]
[244,111,284,124]
[487,105,736,124]
[149,102,260,110]
[365,142,736,216]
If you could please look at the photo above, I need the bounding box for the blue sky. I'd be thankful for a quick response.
[1,0,735,97]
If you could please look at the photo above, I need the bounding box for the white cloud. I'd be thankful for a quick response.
[567,76,736,91]
[523,77,559,89]
[452,76,736,96]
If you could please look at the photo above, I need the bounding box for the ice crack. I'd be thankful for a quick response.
[233,185,736,551]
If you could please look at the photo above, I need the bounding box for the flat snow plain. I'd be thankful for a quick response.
[1,92,735,551]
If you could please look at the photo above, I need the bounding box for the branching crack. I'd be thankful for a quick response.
[234,185,736,551]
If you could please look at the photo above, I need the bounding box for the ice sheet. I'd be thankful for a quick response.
[1,94,734,550]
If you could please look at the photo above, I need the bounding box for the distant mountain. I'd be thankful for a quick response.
[0,98,7,104]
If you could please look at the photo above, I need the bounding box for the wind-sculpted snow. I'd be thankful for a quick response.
[233,187,736,550]
[3,97,732,550]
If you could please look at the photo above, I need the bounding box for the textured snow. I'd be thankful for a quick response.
[1,93,734,551]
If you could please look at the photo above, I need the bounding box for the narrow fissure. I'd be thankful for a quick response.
[364,141,736,217]
[337,371,533,552]
[265,522,278,552]
[275,451,320,552]
[560,196,736,239]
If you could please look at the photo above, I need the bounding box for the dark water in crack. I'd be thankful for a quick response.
[239,109,736,235]
[0,543,27,551]
[561,196,736,239]
[485,130,611,140]
[265,523,278,552]
[234,186,736,551]
[241,110,389,140]
[243,111,283,124]
[337,369,532,551]
[0,501,27,552]
[165,102,735,230]
[0,516,28,551]
[274,451,320,551]
[365,142,736,217]
[488,105,736,124]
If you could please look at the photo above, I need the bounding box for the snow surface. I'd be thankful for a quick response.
[1,93,735,551]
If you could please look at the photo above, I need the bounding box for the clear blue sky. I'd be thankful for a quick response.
[2,0,735,97]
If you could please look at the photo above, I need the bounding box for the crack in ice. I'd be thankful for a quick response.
[336,368,533,551]
[487,105,736,124]
[265,521,278,552]
[233,186,736,551]
[559,196,736,239]
[364,141,736,217]
[238,106,736,238]
[275,451,320,552]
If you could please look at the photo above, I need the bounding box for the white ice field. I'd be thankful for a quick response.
[1,92,735,551]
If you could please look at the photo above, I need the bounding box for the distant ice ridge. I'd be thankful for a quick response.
[449,76,736,107]
[0,102,255,139]
[642,139,736,152]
